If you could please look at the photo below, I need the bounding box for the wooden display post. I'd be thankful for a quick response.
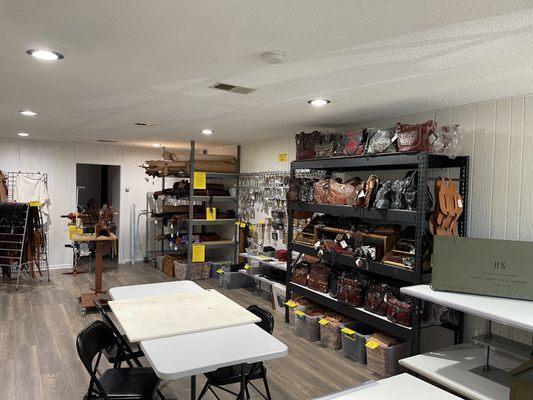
[73,233,116,314]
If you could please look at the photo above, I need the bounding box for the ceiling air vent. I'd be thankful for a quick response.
[133,122,163,128]
[210,82,257,95]
[97,139,118,143]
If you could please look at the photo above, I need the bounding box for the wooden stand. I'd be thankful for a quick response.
[73,233,116,315]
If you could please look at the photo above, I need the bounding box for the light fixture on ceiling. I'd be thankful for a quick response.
[308,99,331,107]
[151,143,161,147]
[26,49,64,61]
[201,129,214,135]
[20,110,38,117]
[17,132,30,137]
[262,50,285,64]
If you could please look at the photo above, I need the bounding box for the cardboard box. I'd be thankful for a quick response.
[431,237,533,300]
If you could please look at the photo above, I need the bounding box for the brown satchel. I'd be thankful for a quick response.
[351,175,379,208]
[307,263,331,293]
[327,177,361,205]
[313,178,330,203]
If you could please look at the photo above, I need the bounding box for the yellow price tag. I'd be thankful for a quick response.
[284,300,297,308]
[294,310,305,318]
[240,222,246,228]
[258,219,265,225]
[278,152,287,162]
[193,171,206,190]
[365,340,381,350]
[216,268,224,274]
[29,201,42,207]
[206,207,216,221]
[249,225,256,232]
[192,244,205,262]
[244,264,250,270]
[235,221,241,226]
[341,327,356,336]
[319,319,329,326]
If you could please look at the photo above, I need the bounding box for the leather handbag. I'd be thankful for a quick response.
[373,181,392,209]
[385,294,412,327]
[337,275,366,307]
[430,177,463,236]
[364,283,391,316]
[327,177,361,205]
[313,177,330,203]
[314,133,337,159]
[396,120,436,152]
[350,175,379,208]
[296,131,320,160]
[365,128,397,155]
[307,263,331,293]
[287,177,300,203]
[0,170,7,202]
[342,129,367,156]
[329,273,340,299]
[291,263,311,286]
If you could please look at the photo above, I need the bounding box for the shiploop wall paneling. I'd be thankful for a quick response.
[0,138,165,268]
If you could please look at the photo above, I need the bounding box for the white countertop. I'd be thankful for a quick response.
[399,344,522,400]
[400,285,533,331]
[314,374,461,400]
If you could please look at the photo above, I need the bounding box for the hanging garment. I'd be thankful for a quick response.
[0,171,7,202]
[14,175,51,224]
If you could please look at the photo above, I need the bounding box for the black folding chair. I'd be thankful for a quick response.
[197,305,274,400]
[77,320,164,399]
[93,300,144,367]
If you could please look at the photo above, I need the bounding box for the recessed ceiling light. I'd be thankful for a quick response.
[26,49,64,61]
[20,110,38,117]
[308,99,331,107]
[17,132,30,137]
[201,129,214,135]
[151,143,161,147]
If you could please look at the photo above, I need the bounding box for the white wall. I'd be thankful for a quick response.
[0,139,165,267]
[234,94,533,346]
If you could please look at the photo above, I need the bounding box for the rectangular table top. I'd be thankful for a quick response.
[400,285,533,331]
[109,281,288,380]
[314,374,461,400]
[108,290,261,342]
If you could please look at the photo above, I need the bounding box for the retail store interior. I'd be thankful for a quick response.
[1,2,532,400]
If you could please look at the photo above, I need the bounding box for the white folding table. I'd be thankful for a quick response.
[109,281,288,400]
[313,373,461,399]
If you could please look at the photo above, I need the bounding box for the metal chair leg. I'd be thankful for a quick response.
[197,382,209,400]
[262,367,272,400]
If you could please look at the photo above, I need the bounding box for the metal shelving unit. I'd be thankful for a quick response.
[285,152,469,355]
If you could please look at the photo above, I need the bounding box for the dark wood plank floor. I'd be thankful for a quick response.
[0,263,376,400]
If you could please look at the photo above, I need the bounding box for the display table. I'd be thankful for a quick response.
[400,284,533,400]
[109,281,288,400]
[314,373,461,399]
[73,233,117,314]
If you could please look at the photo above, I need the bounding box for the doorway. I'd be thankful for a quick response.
[76,164,120,264]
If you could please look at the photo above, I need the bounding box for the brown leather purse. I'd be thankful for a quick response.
[291,263,311,286]
[327,177,361,205]
[313,178,330,203]
[337,275,366,307]
[307,263,331,293]
[396,120,436,152]
[351,175,379,208]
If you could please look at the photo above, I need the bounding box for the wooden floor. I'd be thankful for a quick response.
[0,263,376,400]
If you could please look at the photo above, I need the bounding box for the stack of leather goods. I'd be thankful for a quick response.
[430,177,463,236]
[142,152,237,177]
[153,180,230,199]
[294,120,440,161]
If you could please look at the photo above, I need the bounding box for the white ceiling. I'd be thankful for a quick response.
[2,0,533,148]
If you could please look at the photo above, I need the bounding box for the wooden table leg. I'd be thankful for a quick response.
[94,241,103,293]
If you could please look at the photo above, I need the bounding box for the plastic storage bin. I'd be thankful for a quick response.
[218,268,255,289]
[207,261,232,279]
[341,322,375,364]
[271,283,286,316]
[244,263,269,276]
[319,315,353,351]
[366,333,410,377]
[174,261,188,280]
[294,309,324,342]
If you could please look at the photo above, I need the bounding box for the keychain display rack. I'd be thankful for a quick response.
[144,141,240,273]
[285,152,469,355]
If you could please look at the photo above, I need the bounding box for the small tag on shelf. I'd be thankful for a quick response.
[284,300,297,308]
[206,207,217,221]
[340,240,348,249]
[192,244,205,263]
[319,319,329,326]
[341,327,356,336]
[244,264,250,270]
[294,310,305,318]
[193,172,206,190]
[216,268,224,274]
